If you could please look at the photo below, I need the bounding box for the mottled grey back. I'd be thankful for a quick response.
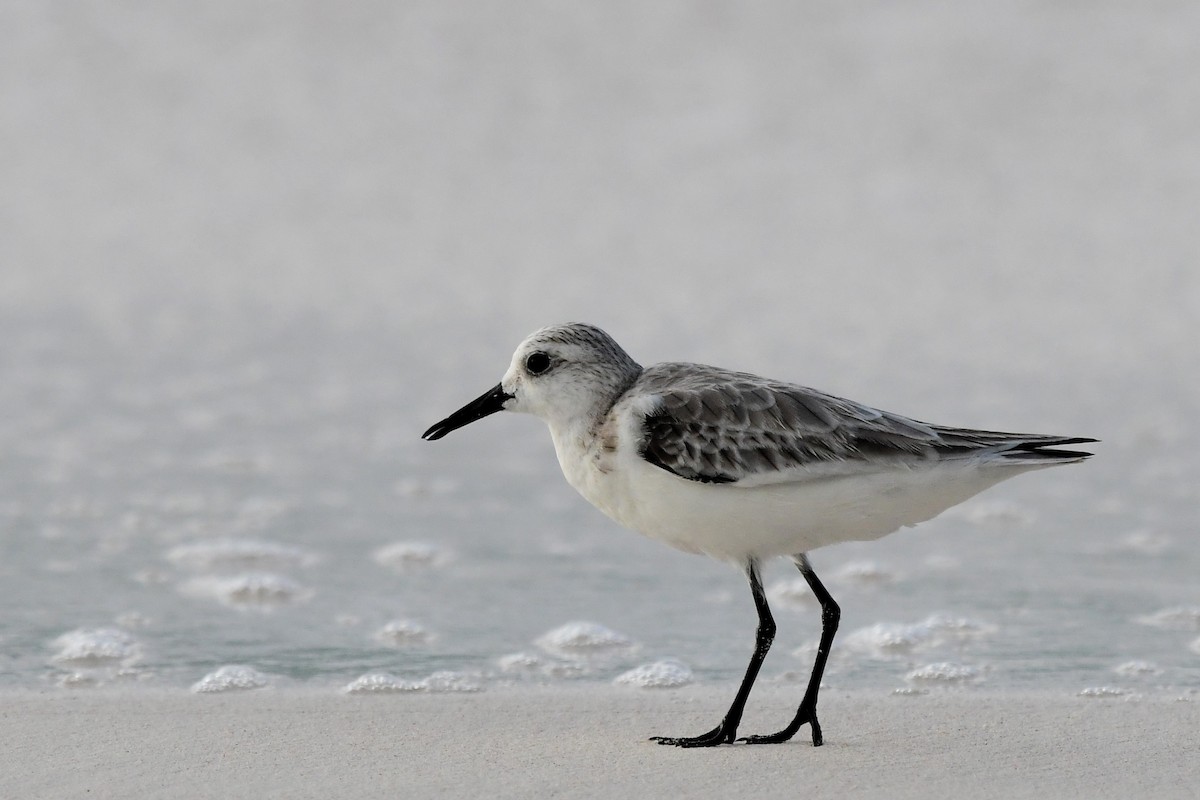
[633,363,1094,485]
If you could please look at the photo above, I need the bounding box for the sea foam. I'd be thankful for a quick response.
[614,659,694,689]
[191,665,271,693]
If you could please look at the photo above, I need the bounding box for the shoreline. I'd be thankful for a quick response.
[3,686,1196,799]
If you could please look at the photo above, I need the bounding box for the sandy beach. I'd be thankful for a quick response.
[4,687,1196,799]
[3,3,1198,799]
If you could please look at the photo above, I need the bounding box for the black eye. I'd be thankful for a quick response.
[525,351,552,375]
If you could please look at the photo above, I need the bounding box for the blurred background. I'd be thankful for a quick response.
[0,2,1196,693]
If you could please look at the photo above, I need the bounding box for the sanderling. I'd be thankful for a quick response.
[422,323,1095,747]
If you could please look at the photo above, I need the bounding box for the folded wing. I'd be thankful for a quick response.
[633,363,1095,487]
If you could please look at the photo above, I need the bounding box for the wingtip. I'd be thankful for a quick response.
[1006,436,1098,463]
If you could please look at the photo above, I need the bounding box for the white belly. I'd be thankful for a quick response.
[552,427,1032,564]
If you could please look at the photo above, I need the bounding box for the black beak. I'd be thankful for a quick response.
[422,384,514,441]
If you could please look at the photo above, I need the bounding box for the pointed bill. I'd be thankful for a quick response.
[422,384,514,440]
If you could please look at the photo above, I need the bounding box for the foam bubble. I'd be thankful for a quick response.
[904,662,981,686]
[497,652,547,674]
[373,541,452,572]
[166,538,318,572]
[535,621,634,656]
[343,671,484,694]
[614,659,694,689]
[1078,686,1128,699]
[422,671,484,693]
[191,665,271,693]
[51,628,141,668]
[844,622,934,656]
[183,572,308,609]
[344,673,424,694]
[373,619,432,647]
[1136,606,1200,631]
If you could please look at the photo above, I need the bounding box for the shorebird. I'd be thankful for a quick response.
[422,323,1094,747]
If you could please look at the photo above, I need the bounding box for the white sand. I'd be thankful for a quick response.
[3,687,1196,799]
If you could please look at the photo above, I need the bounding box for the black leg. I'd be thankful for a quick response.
[651,559,775,747]
[741,553,840,746]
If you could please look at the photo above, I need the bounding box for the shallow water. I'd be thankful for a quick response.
[1,2,1197,697]
[1,304,1194,697]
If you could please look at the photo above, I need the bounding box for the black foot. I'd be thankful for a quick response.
[739,704,823,746]
[651,724,736,748]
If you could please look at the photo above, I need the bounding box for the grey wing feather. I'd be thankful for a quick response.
[634,363,1095,486]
